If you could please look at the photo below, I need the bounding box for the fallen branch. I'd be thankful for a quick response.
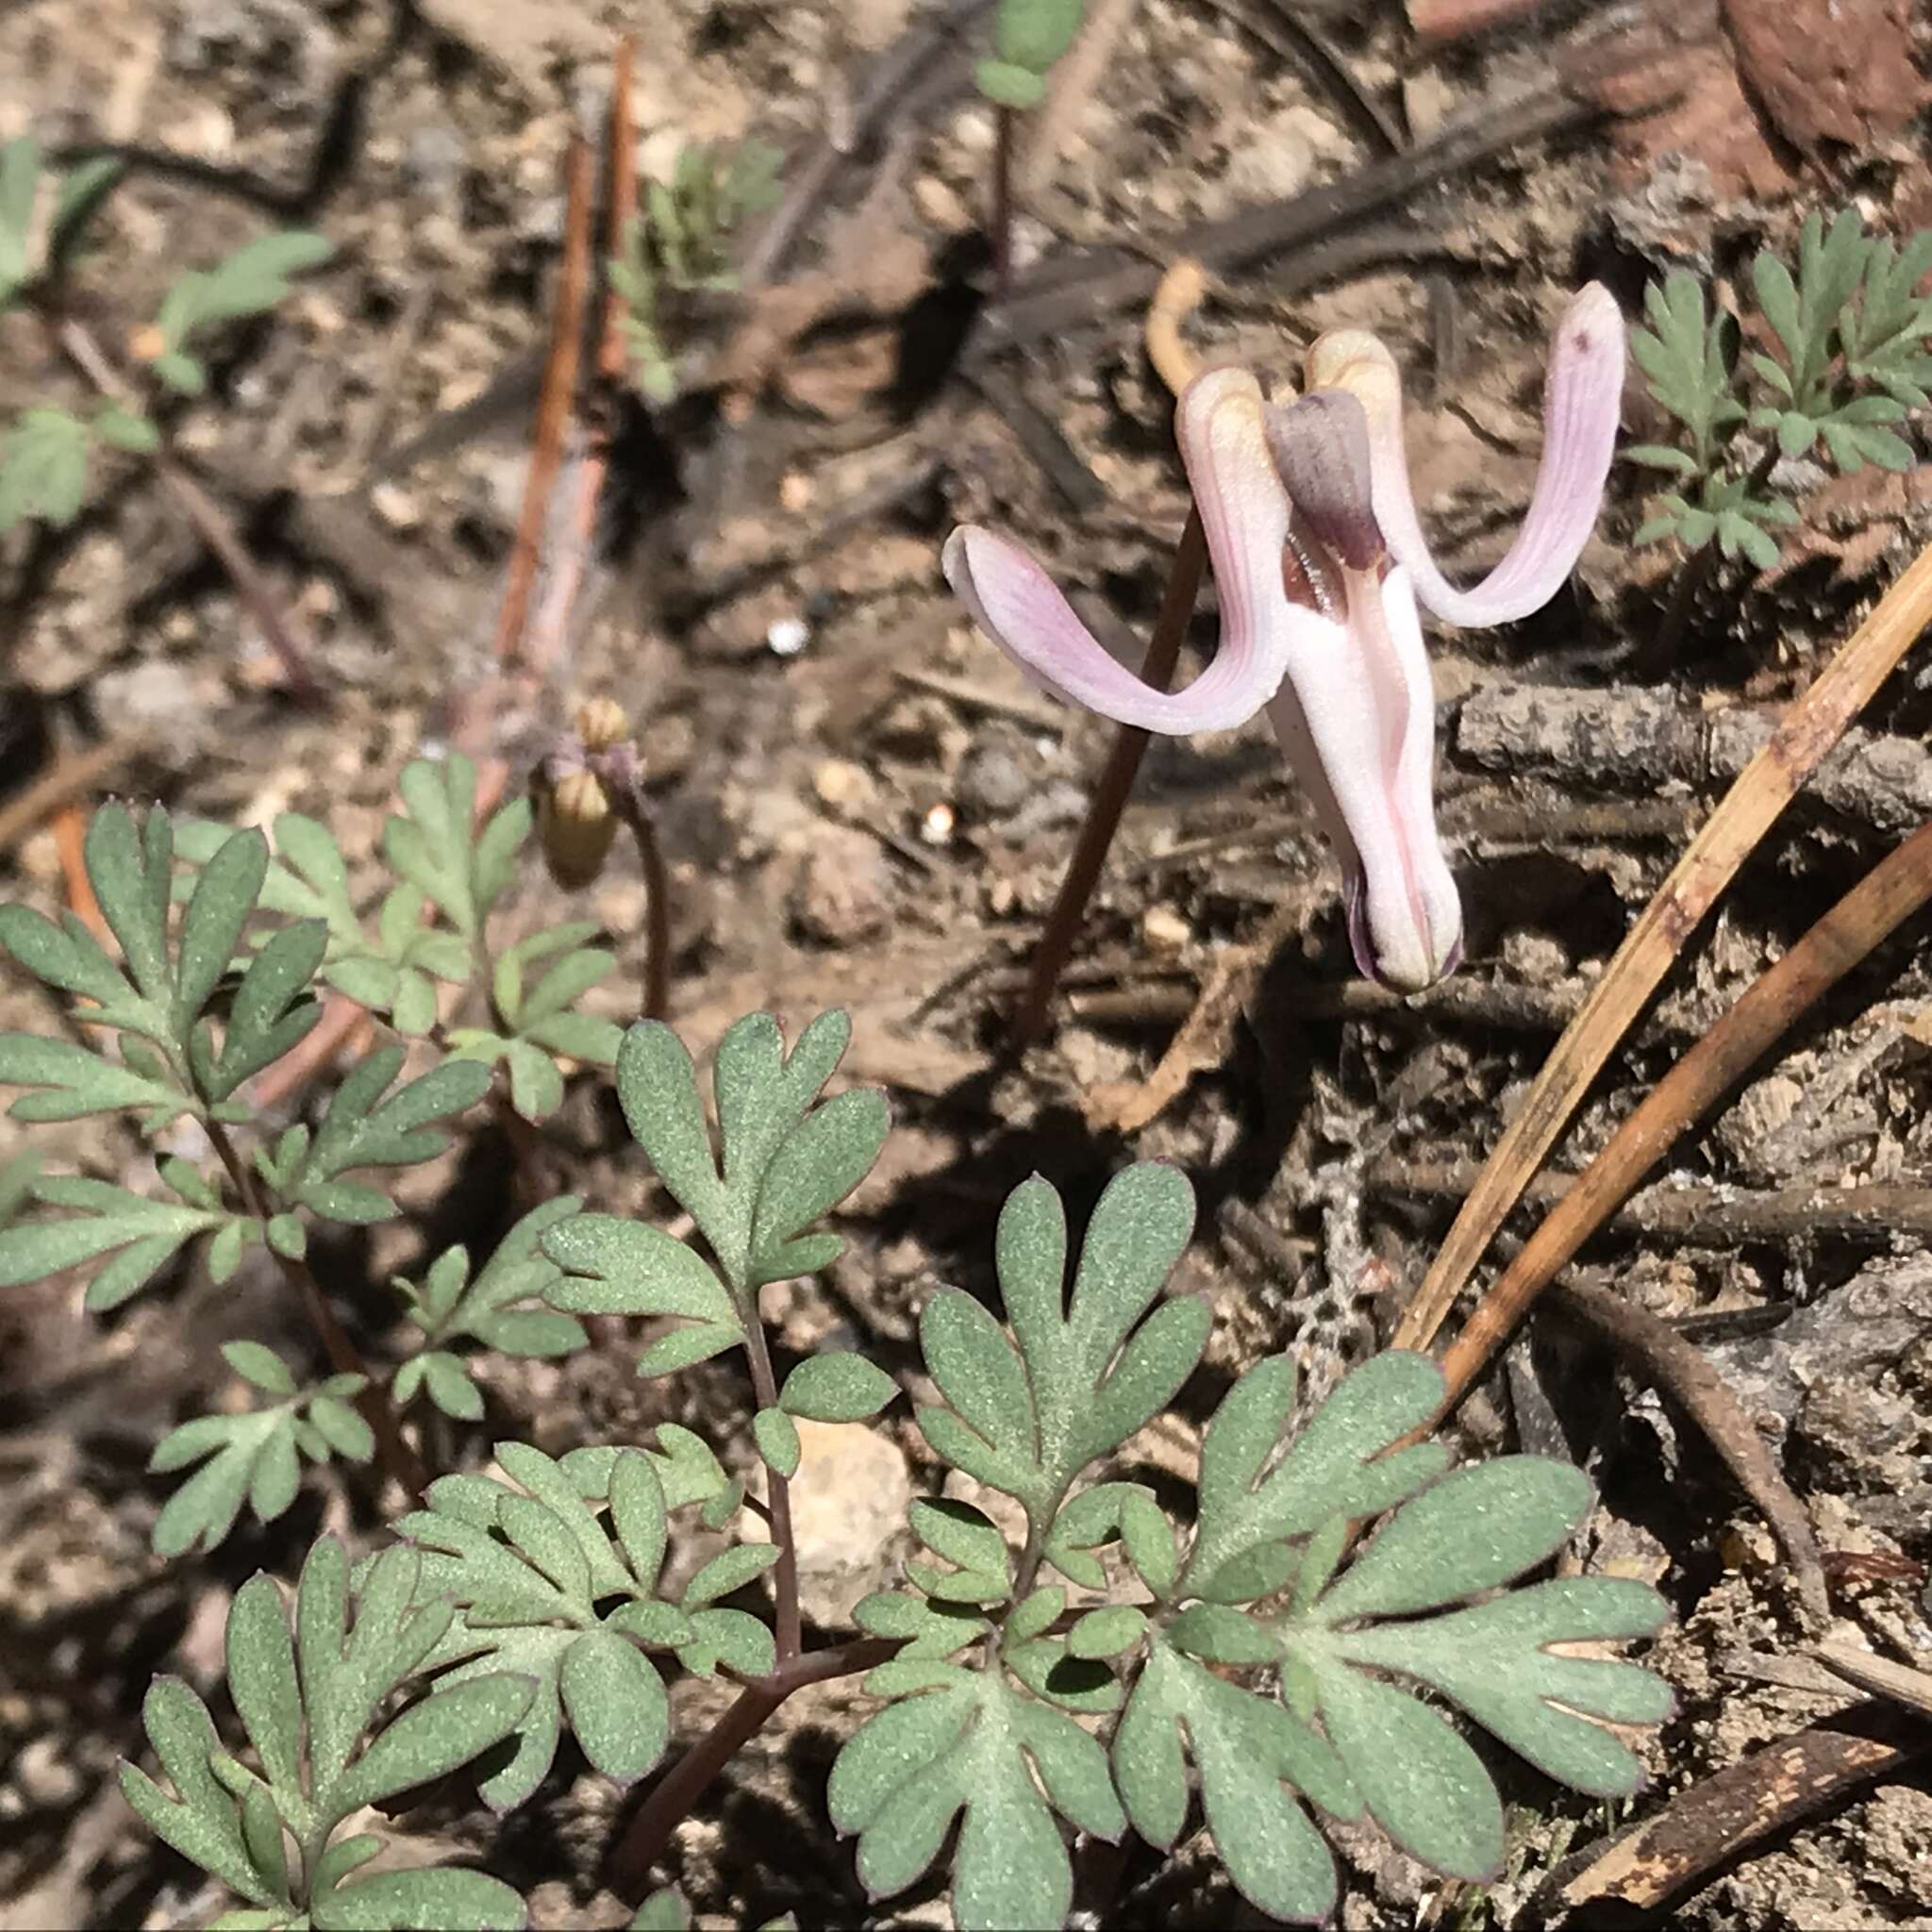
[1813,1641,1932,1721]
[1459,681,1932,836]
[985,75,1593,346]
[485,135,594,683]
[1370,1159,1932,1247]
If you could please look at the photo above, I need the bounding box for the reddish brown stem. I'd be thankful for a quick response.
[488,137,595,676]
[521,39,638,686]
[612,783,672,1022]
[1010,508,1207,1048]
[606,1638,897,1900]
[990,105,1016,295]
[596,42,639,384]
[597,758,672,1021]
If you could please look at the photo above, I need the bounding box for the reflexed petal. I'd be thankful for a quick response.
[941,366,1306,735]
[1307,284,1624,627]
[941,525,1268,734]
[1262,564,1461,992]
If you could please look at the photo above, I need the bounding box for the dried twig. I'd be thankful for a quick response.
[1812,1642,1932,1720]
[50,804,108,946]
[985,76,1592,346]
[1394,541,1932,1357]
[740,0,994,291]
[1081,895,1310,1130]
[1201,0,1406,156]
[1545,1274,1828,1624]
[56,321,324,703]
[524,38,638,683]
[485,135,595,682]
[1432,812,1932,1413]
[1457,681,1932,837]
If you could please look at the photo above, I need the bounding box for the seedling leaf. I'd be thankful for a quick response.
[393,1444,710,1807]
[920,1164,1206,1538]
[121,1538,530,1925]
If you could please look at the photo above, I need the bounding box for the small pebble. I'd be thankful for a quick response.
[1141,906,1191,952]
[13,1735,78,1810]
[793,825,895,944]
[955,741,1032,822]
[919,802,955,846]
[767,616,810,658]
[812,758,878,819]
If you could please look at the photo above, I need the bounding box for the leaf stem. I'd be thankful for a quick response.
[1010,1524,1046,1604]
[606,1637,897,1899]
[1655,538,1717,660]
[739,1310,801,1662]
[202,1113,428,1503]
[1656,445,1780,658]
[1009,507,1207,1048]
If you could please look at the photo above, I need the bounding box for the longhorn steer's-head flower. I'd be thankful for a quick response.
[943,284,1625,992]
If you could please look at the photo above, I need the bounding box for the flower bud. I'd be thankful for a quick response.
[576,696,632,754]
[538,766,618,889]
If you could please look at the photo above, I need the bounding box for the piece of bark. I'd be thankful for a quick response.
[1372,1159,1932,1248]
[1526,1702,1932,1925]
[1457,683,1932,835]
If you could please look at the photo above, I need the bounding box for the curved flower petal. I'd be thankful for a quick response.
[1307,284,1624,628]
[941,367,1301,736]
[1263,564,1462,992]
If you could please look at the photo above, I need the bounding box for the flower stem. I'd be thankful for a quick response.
[990,105,1016,297]
[1009,508,1207,1048]
[606,762,673,1021]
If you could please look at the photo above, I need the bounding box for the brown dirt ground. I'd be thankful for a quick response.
[2,0,1931,1926]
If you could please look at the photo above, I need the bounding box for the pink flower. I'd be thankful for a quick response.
[943,285,1624,992]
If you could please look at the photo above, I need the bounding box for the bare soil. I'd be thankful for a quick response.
[2,1,1930,1927]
